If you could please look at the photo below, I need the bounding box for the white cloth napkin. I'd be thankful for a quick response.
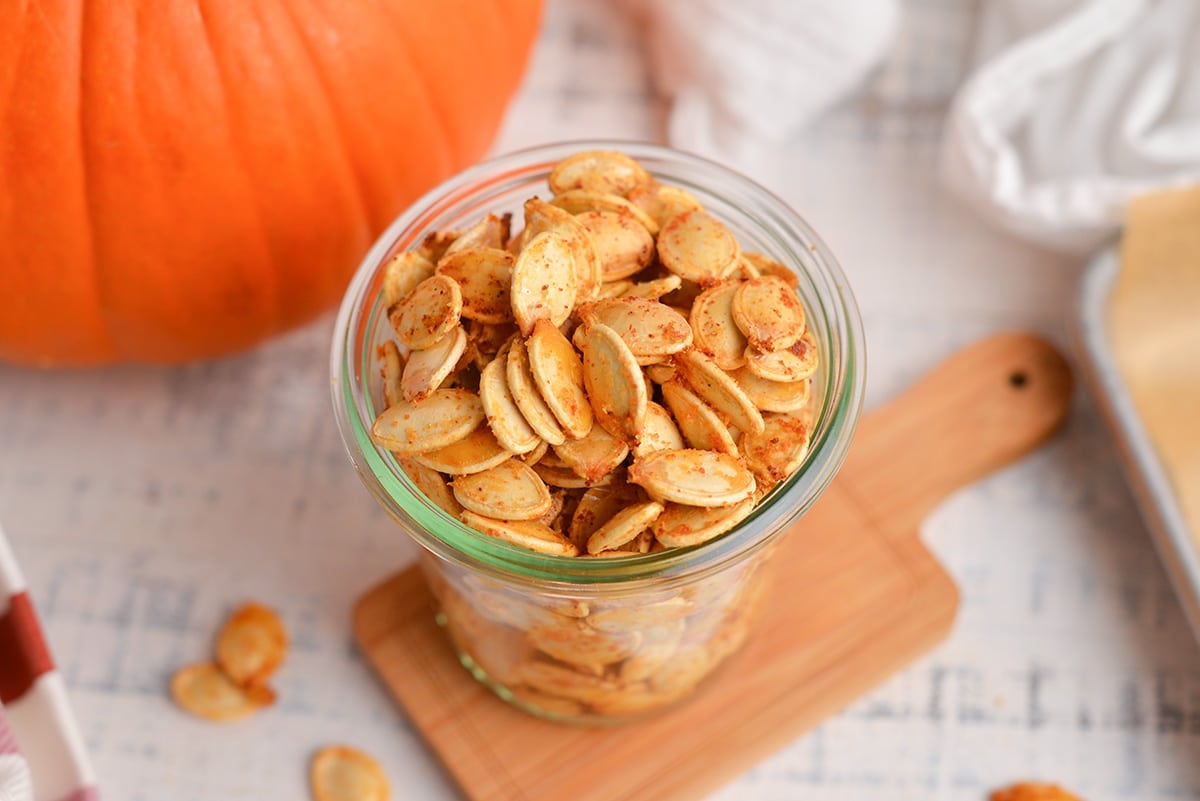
[0,752,34,801]
[625,0,900,163]
[942,0,1200,253]
[628,0,1200,253]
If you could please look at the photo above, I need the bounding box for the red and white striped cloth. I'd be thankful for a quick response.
[0,523,98,801]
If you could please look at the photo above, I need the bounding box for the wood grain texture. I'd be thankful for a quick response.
[354,332,1073,801]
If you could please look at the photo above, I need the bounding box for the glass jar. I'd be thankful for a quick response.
[331,141,866,723]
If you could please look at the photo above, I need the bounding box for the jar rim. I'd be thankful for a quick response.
[330,140,866,586]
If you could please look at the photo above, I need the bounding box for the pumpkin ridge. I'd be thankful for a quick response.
[275,0,379,236]
[371,1,458,169]
[75,0,119,363]
[192,0,288,336]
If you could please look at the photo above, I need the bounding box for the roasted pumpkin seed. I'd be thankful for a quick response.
[628,449,755,507]
[401,324,467,402]
[656,209,740,283]
[371,388,483,453]
[731,276,806,352]
[413,424,512,475]
[507,336,567,446]
[511,231,577,336]
[673,349,764,435]
[453,459,552,520]
[461,511,579,556]
[580,322,647,443]
[435,247,514,324]
[527,318,593,439]
[388,274,462,350]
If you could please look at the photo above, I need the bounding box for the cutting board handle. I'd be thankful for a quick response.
[841,333,1073,541]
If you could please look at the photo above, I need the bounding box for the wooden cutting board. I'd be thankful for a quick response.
[354,333,1073,801]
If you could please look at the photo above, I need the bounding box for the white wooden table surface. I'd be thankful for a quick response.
[2,1,1199,799]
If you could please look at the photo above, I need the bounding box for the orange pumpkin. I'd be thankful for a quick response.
[0,0,542,366]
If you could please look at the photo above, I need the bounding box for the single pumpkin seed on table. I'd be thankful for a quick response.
[215,602,288,688]
[170,663,276,722]
[310,745,390,801]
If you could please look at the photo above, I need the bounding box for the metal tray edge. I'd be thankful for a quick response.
[1072,247,1200,640]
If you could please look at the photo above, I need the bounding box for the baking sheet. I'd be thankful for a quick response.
[1075,247,1200,640]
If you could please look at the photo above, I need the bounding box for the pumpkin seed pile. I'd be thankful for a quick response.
[371,150,819,557]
